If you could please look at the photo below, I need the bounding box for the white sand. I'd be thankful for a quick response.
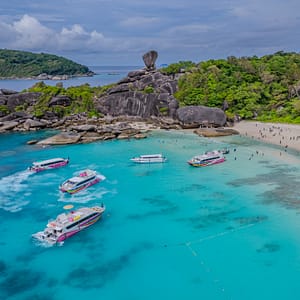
[232,121,300,152]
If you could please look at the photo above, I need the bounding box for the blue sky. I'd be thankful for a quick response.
[1,0,300,66]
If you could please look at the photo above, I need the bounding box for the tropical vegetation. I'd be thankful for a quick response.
[160,51,300,123]
[26,82,113,118]
[4,50,300,124]
[0,49,92,78]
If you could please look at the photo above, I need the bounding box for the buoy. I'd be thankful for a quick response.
[63,204,74,210]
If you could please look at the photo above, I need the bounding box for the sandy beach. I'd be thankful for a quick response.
[232,121,300,152]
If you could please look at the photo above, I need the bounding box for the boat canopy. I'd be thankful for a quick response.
[32,157,66,166]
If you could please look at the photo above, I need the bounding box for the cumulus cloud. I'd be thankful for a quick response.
[12,14,54,49]
[0,14,109,52]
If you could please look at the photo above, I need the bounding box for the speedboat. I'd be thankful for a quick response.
[219,148,230,155]
[188,150,226,167]
[29,157,69,172]
[59,169,105,194]
[32,205,105,245]
[130,154,167,163]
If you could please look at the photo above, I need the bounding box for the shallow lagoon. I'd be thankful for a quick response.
[1,130,300,300]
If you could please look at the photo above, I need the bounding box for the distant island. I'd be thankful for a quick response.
[0,49,94,79]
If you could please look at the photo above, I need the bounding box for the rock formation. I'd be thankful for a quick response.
[0,51,232,143]
[142,50,158,70]
[176,106,227,128]
[0,91,41,115]
[95,66,178,118]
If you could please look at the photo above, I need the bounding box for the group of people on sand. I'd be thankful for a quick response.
[233,121,300,153]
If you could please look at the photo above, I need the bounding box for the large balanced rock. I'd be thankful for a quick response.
[142,50,158,70]
[177,106,226,128]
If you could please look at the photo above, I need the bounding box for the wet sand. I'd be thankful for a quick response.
[232,121,300,152]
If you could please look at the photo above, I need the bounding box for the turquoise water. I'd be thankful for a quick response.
[1,130,300,299]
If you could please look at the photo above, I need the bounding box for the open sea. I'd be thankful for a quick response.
[0,66,141,91]
[1,128,300,300]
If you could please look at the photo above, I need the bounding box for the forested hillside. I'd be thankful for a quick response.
[161,52,300,123]
[0,49,92,78]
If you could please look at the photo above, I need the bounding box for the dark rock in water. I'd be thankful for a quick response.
[0,260,7,275]
[177,105,227,127]
[27,139,38,145]
[142,50,158,70]
[0,269,43,298]
[256,243,280,253]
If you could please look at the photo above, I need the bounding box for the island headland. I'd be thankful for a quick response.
[1,49,300,151]
[0,49,94,80]
[0,50,236,144]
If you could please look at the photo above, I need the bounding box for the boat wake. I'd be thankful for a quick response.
[0,170,33,212]
[58,188,109,204]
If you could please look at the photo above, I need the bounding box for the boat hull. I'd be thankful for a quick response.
[32,207,104,245]
[56,215,101,242]
[131,158,166,163]
[30,160,69,172]
[188,157,226,167]
[60,177,101,194]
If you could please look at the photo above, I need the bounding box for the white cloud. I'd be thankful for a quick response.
[0,14,109,52]
[12,14,54,49]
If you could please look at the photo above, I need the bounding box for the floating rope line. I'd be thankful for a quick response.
[182,221,258,248]
[162,219,265,250]
[185,242,198,256]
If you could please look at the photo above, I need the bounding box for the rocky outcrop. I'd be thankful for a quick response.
[0,91,41,113]
[37,132,82,145]
[0,51,234,144]
[48,95,72,107]
[177,106,227,128]
[194,128,239,137]
[0,89,18,95]
[95,68,178,119]
[35,119,155,145]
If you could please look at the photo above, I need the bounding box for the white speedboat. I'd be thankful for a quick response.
[130,154,167,163]
[188,150,226,167]
[59,169,105,194]
[32,205,105,245]
[29,157,69,172]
